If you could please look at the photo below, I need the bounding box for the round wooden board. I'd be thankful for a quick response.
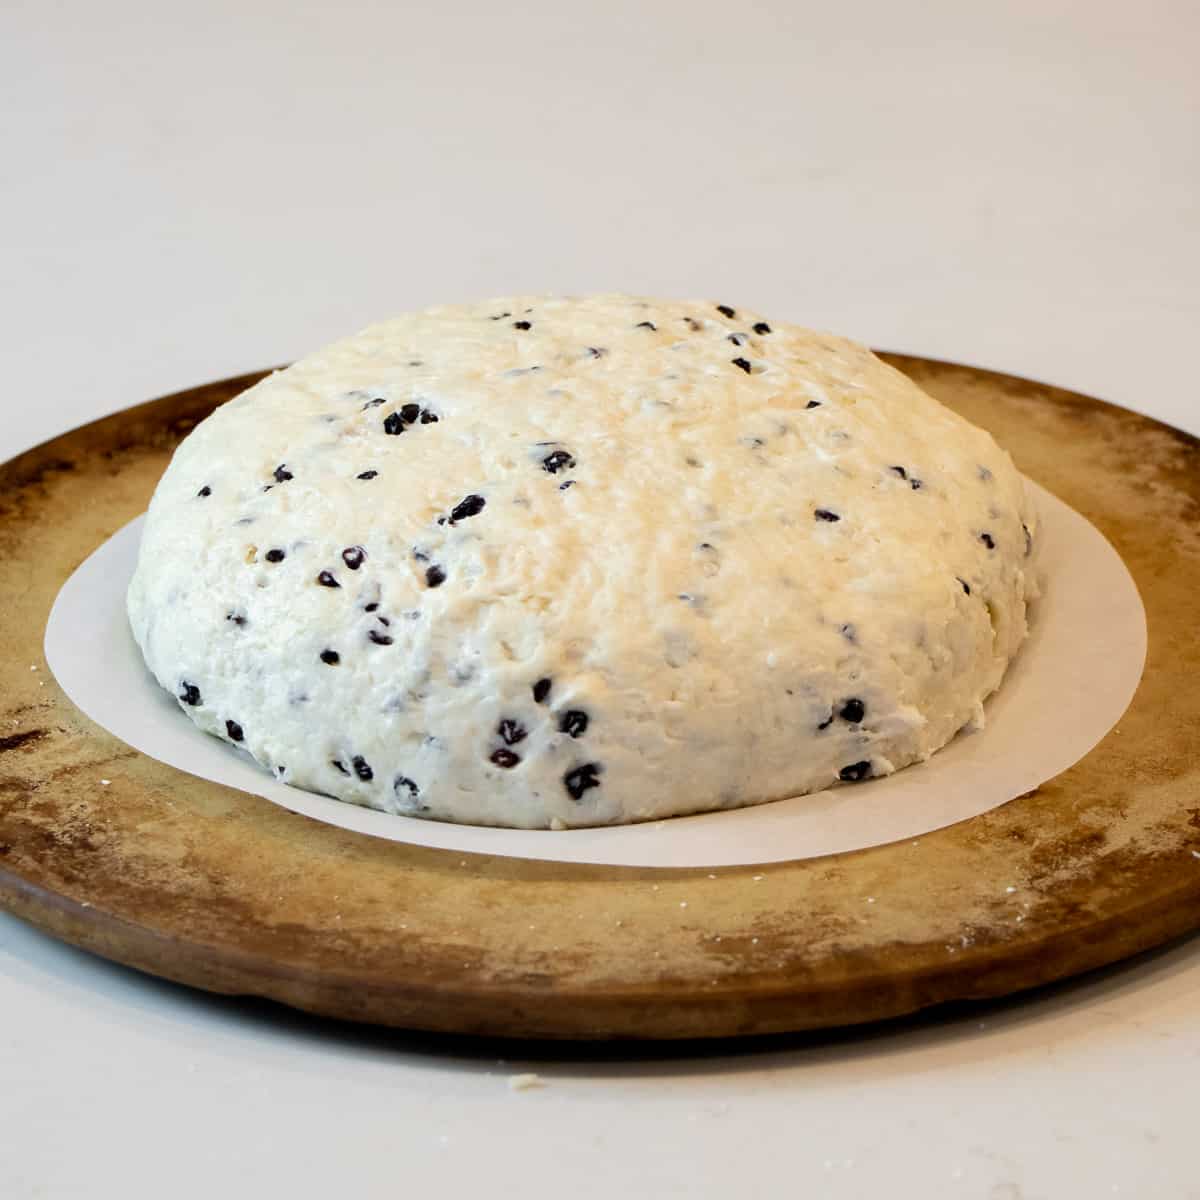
[1,358,1198,1041]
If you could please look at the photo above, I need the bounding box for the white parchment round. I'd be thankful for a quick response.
[46,479,1145,868]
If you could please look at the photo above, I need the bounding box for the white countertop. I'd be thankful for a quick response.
[2,2,1197,1196]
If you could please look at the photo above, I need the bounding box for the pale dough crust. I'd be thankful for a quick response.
[128,295,1038,828]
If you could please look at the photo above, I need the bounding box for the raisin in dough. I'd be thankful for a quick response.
[127,296,1039,829]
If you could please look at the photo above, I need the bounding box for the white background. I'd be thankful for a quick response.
[2,2,1198,1197]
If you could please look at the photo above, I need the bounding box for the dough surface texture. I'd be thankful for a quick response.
[128,295,1039,828]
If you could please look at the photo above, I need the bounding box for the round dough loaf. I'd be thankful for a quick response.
[128,295,1039,829]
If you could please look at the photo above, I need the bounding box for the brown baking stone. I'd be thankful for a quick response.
[1,357,1197,1040]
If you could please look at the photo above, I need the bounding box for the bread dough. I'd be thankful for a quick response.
[127,295,1039,828]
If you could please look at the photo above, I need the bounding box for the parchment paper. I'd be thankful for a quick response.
[45,480,1146,867]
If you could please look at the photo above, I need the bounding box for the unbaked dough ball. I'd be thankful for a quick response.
[127,295,1039,828]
